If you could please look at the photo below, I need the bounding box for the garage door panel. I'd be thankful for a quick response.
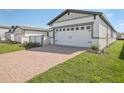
[55,29,91,47]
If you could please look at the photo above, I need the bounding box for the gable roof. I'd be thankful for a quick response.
[47,9,102,25]
[16,25,49,32]
[47,9,117,32]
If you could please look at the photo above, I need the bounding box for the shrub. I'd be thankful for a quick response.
[20,42,41,49]
[91,45,99,51]
[5,40,18,44]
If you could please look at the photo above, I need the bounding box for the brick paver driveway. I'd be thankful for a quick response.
[0,45,86,83]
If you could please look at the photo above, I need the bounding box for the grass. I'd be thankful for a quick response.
[0,43,25,54]
[28,40,124,83]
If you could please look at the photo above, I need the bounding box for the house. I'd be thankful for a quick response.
[0,25,10,41]
[117,32,124,40]
[6,25,50,45]
[47,9,117,49]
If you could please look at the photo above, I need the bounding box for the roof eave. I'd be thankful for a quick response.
[16,26,49,32]
[99,15,117,33]
[47,9,103,25]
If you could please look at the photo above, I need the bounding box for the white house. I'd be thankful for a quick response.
[0,25,10,41]
[6,25,50,45]
[47,9,117,49]
[117,33,124,40]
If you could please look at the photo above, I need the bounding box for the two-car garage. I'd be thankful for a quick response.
[54,25,92,48]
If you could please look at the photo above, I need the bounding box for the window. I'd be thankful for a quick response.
[81,27,84,30]
[71,28,74,31]
[63,28,65,31]
[76,27,79,30]
[86,26,91,30]
[67,28,70,31]
[59,29,62,31]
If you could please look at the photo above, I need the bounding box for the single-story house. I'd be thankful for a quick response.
[117,32,124,40]
[6,25,50,45]
[0,25,10,41]
[47,9,117,49]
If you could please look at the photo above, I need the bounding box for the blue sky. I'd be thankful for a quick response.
[0,9,124,32]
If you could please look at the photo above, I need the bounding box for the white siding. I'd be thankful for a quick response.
[49,31,54,45]
[52,16,94,27]
[22,30,50,45]
[97,16,117,49]
[0,28,9,41]
[91,39,99,48]
[99,39,107,49]
[14,28,22,42]
[93,15,99,37]
[99,24,107,38]
[25,30,45,36]
[55,12,91,23]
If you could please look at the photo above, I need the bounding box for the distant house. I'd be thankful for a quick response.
[117,33,124,40]
[6,25,50,45]
[48,9,117,49]
[0,25,10,41]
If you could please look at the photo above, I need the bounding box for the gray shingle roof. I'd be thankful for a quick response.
[16,25,50,32]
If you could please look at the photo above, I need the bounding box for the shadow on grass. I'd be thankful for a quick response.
[119,43,124,60]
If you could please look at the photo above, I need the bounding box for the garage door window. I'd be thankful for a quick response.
[59,29,62,31]
[67,28,70,31]
[76,27,79,30]
[86,26,91,30]
[81,27,84,30]
[63,28,65,31]
[71,28,74,31]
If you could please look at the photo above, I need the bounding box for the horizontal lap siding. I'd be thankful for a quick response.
[52,16,94,27]
[0,28,9,41]
[22,30,50,45]
[98,16,117,49]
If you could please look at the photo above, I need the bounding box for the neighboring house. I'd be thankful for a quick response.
[6,25,50,45]
[117,32,124,40]
[47,9,117,49]
[5,26,15,41]
[0,25,10,41]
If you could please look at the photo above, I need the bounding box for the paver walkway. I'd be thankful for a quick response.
[0,45,86,83]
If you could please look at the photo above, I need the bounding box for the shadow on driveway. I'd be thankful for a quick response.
[119,43,124,60]
[27,45,87,54]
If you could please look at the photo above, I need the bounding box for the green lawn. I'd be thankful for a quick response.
[0,43,25,54]
[28,40,124,83]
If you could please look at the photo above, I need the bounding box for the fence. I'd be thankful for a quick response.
[29,35,44,46]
